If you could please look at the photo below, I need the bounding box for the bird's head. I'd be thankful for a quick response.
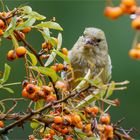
[78,27,108,54]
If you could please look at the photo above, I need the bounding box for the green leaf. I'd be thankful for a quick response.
[30,11,46,20]
[19,6,32,13]
[34,99,45,110]
[11,34,19,49]
[16,18,36,30]
[74,128,86,138]
[35,21,63,31]
[76,93,100,109]
[27,51,37,66]
[30,66,58,82]
[4,16,17,38]
[0,64,11,84]
[53,135,64,140]
[75,69,91,91]
[105,81,115,99]
[53,50,70,64]
[45,33,62,66]
[2,87,14,94]
[30,121,40,129]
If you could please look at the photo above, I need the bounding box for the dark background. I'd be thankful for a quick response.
[0,0,140,139]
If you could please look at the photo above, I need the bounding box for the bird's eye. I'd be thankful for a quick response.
[96,39,101,42]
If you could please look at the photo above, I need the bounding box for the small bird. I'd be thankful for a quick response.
[62,27,112,89]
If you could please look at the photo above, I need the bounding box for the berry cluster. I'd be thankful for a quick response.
[104,0,140,60]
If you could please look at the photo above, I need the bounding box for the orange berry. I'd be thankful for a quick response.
[46,94,56,102]
[22,80,29,88]
[66,136,74,140]
[22,27,31,33]
[41,86,53,95]
[57,63,64,71]
[0,121,4,128]
[63,115,72,124]
[62,48,68,56]
[41,42,52,50]
[131,17,140,30]
[120,4,136,14]
[49,129,55,136]
[0,29,4,36]
[100,113,111,124]
[61,127,69,134]
[51,65,58,72]
[104,6,123,19]
[121,0,136,7]
[75,121,83,129]
[129,48,140,59]
[92,106,99,115]
[54,116,63,124]
[22,88,29,98]
[26,84,36,94]
[16,46,27,57]
[71,114,81,123]
[7,50,17,61]
[0,19,5,29]
[84,123,91,132]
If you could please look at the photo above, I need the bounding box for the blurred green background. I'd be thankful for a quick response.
[0,0,140,139]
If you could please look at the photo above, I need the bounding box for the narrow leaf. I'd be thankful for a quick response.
[16,18,36,30]
[105,81,115,99]
[19,6,32,13]
[2,87,14,94]
[27,51,37,66]
[76,93,100,108]
[0,64,11,84]
[35,21,63,31]
[30,121,39,129]
[30,11,46,20]
[53,50,70,64]
[30,66,58,82]
[45,33,62,66]
[11,34,19,49]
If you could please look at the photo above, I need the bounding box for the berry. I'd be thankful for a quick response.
[54,116,63,124]
[7,50,17,61]
[104,6,123,19]
[0,19,5,29]
[26,84,36,94]
[62,48,68,56]
[0,29,4,36]
[22,27,31,33]
[129,48,140,59]
[131,17,140,30]
[22,80,29,88]
[0,121,4,128]
[100,113,111,124]
[16,46,27,57]
[22,88,28,98]
[121,0,136,7]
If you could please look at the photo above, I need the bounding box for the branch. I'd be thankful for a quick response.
[0,86,89,135]
[14,30,59,99]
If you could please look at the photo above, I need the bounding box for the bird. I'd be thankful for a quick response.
[62,27,112,90]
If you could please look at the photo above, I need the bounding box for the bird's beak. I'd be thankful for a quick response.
[84,38,96,49]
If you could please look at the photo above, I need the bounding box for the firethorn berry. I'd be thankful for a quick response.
[22,88,29,98]
[45,94,56,102]
[22,27,31,34]
[121,0,136,7]
[15,32,25,41]
[22,80,29,88]
[7,50,17,61]
[49,129,55,136]
[61,127,69,134]
[0,19,5,29]
[25,84,36,94]
[66,136,74,140]
[54,116,63,124]
[42,86,53,95]
[100,113,111,124]
[131,17,140,30]
[62,48,68,56]
[57,63,64,71]
[104,6,123,19]
[41,42,52,50]
[71,114,81,123]
[0,29,4,36]
[0,121,4,128]
[105,125,114,139]
[84,123,91,132]
[120,3,136,14]
[15,46,27,57]
[129,48,140,59]
[92,106,99,114]
[75,121,83,129]
[51,65,58,72]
